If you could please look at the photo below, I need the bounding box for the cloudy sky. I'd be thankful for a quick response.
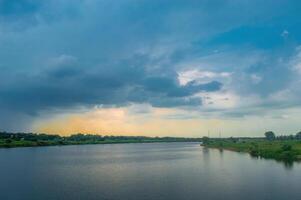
[1,0,301,137]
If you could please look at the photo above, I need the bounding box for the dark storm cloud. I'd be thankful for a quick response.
[1,0,301,131]
[0,55,222,115]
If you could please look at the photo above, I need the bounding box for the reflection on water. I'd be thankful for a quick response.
[0,143,301,200]
[249,154,295,170]
[282,160,294,169]
[202,146,210,154]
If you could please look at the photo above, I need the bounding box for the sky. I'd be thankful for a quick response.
[0,0,301,137]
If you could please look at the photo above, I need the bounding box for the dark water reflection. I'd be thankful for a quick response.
[0,143,300,200]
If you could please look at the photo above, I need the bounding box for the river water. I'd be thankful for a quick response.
[0,142,300,200]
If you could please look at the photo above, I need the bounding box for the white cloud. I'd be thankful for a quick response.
[178,69,232,85]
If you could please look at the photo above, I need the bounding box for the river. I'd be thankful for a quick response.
[0,142,300,200]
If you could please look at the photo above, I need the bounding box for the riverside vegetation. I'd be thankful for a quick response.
[2,130,301,162]
[201,131,301,162]
[0,132,200,148]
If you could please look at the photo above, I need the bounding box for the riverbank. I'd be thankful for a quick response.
[202,139,301,161]
[0,132,200,148]
[0,139,200,148]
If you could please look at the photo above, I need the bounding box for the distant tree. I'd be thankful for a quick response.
[202,136,210,145]
[296,132,301,140]
[230,137,238,143]
[265,131,276,141]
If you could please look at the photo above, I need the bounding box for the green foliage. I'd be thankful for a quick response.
[282,144,292,151]
[0,131,201,148]
[202,136,210,145]
[5,139,12,144]
[249,143,259,157]
[202,139,301,162]
[265,131,276,141]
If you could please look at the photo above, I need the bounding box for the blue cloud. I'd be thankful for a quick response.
[0,0,301,131]
[0,56,221,115]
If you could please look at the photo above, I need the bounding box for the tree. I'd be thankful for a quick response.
[296,131,301,140]
[202,136,210,145]
[265,131,276,141]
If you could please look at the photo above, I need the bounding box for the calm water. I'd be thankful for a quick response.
[0,142,301,200]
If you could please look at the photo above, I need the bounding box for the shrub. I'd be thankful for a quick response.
[5,139,12,144]
[250,149,259,157]
[282,144,292,151]
[249,146,259,157]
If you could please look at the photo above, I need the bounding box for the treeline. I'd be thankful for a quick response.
[264,131,301,140]
[201,131,301,143]
[67,133,199,142]
[0,132,61,141]
[0,131,201,148]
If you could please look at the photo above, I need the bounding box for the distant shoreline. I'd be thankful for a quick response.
[0,140,200,149]
[0,132,201,148]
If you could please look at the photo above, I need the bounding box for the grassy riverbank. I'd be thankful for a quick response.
[202,139,301,161]
[0,132,200,148]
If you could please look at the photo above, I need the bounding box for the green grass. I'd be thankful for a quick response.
[202,139,301,161]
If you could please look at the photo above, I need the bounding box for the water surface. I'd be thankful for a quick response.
[0,142,300,200]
